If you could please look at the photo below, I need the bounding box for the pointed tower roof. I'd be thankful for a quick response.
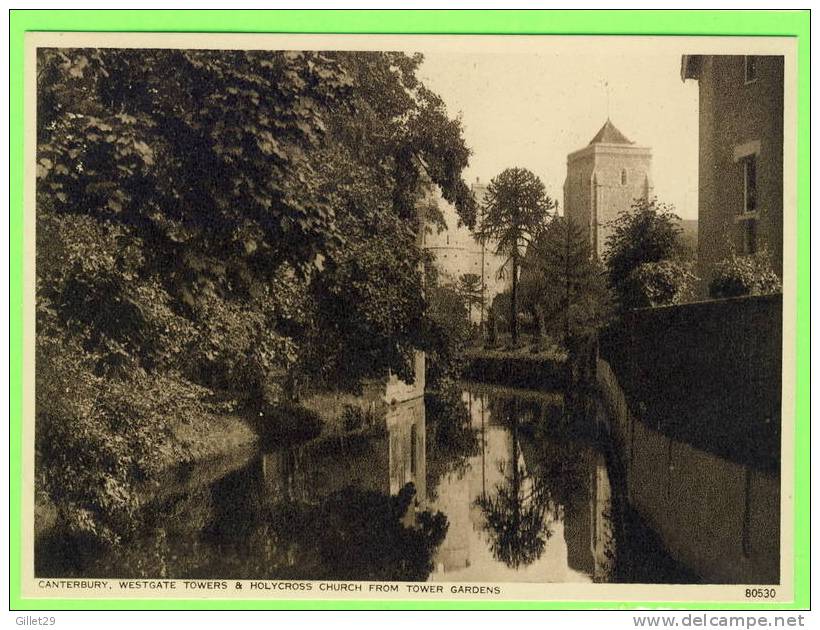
[588,119,634,145]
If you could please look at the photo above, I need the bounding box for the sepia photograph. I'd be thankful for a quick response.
[20,31,797,603]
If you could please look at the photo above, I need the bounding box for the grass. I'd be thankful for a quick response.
[463,336,567,390]
[298,389,376,433]
[465,333,567,363]
[169,410,258,466]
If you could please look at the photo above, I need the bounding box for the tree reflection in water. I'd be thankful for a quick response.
[37,384,630,582]
[425,384,480,502]
[39,464,449,582]
[263,483,449,582]
[474,396,554,570]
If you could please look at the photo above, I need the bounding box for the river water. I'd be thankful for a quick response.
[36,383,689,583]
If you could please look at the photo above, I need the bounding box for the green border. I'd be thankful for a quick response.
[9,9,810,611]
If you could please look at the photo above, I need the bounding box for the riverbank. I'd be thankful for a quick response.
[36,384,398,541]
[463,345,566,389]
[35,409,260,539]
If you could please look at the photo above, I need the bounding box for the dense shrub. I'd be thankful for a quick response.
[709,251,782,299]
[35,337,228,546]
[35,48,475,548]
[463,352,565,390]
[423,264,472,389]
[339,404,379,432]
[604,198,687,311]
[625,259,698,308]
[254,402,325,445]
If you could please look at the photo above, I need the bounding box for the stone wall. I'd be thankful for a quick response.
[597,359,780,584]
[597,294,782,583]
[600,293,782,471]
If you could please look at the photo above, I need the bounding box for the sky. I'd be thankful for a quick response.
[418,49,700,220]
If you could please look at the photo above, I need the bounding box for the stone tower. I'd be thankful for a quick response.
[563,119,653,258]
[421,179,508,324]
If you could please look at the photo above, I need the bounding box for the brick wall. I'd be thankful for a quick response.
[600,293,782,471]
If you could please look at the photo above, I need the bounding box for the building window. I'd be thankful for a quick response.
[736,149,759,255]
[744,56,758,83]
[742,155,757,214]
[621,169,627,186]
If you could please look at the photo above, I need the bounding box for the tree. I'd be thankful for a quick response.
[423,264,472,389]
[474,398,552,569]
[485,307,498,348]
[475,168,555,346]
[489,291,512,337]
[292,52,478,389]
[35,49,476,545]
[302,221,429,390]
[603,197,691,311]
[457,273,484,324]
[38,49,477,391]
[520,215,615,345]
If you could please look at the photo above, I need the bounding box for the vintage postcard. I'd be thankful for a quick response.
[20,31,797,606]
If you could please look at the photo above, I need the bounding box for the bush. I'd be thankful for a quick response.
[709,251,782,299]
[254,402,324,445]
[339,404,378,432]
[625,259,698,308]
[424,281,471,389]
[604,197,686,311]
[35,336,224,547]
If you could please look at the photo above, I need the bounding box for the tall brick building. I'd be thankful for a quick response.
[563,120,653,259]
[681,55,784,288]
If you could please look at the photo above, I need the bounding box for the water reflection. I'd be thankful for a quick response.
[474,397,553,571]
[36,385,621,583]
[427,387,614,583]
[257,396,426,507]
[562,453,615,582]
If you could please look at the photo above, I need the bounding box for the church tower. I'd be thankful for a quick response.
[563,120,653,258]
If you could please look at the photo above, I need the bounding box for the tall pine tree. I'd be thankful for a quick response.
[520,215,615,345]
